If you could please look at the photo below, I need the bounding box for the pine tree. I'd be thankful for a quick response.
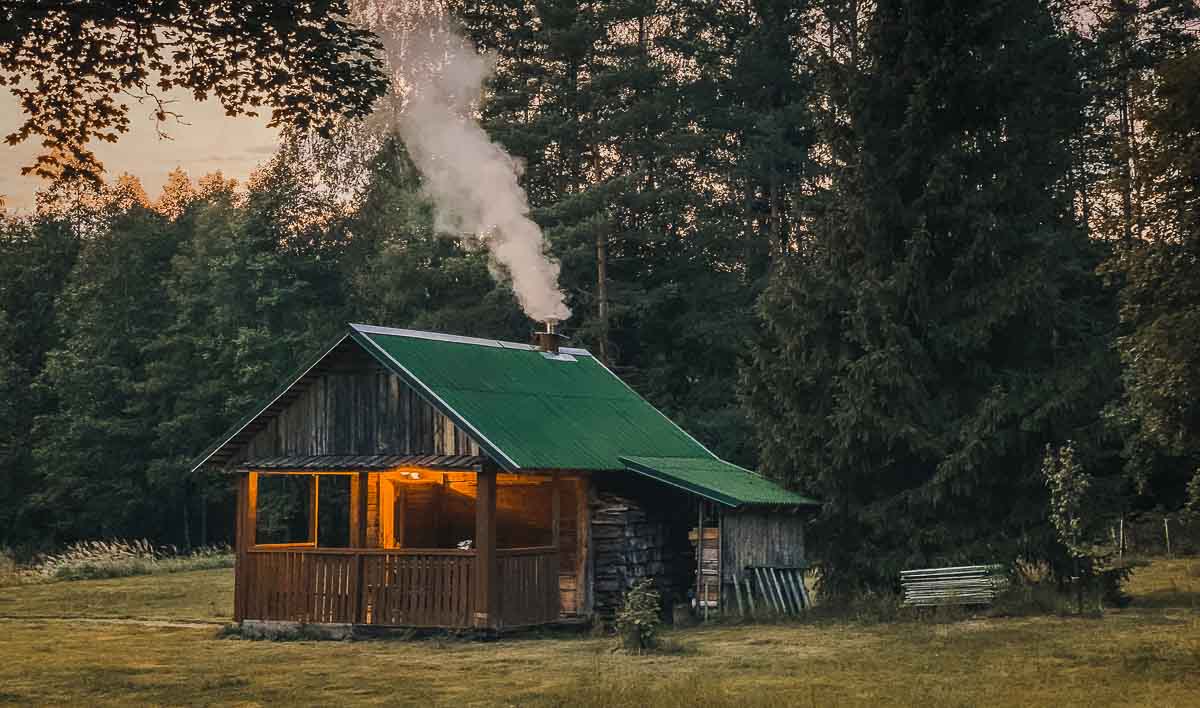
[1109,48,1200,510]
[461,0,778,461]
[342,136,527,338]
[743,0,1122,596]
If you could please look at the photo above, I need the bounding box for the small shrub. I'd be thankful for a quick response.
[615,578,662,653]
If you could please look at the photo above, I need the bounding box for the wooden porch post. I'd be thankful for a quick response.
[551,472,561,549]
[698,500,705,620]
[474,461,498,629]
[309,476,320,544]
[579,475,592,616]
[349,473,364,547]
[234,473,247,622]
[352,471,368,623]
[236,472,259,622]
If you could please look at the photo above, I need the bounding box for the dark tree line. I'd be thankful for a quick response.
[1,1,1198,598]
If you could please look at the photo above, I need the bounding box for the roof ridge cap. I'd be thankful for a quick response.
[349,323,593,356]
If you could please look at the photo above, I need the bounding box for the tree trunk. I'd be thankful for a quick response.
[182,486,192,551]
[199,490,208,547]
[596,219,611,365]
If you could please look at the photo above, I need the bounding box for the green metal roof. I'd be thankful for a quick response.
[619,456,819,508]
[349,324,714,470]
[193,323,817,508]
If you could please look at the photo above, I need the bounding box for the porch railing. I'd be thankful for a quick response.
[362,550,476,627]
[241,548,354,624]
[497,546,559,627]
[240,546,559,628]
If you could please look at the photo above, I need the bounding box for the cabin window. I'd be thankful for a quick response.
[253,473,356,548]
[255,475,314,546]
[496,475,555,548]
[316,475,352,548]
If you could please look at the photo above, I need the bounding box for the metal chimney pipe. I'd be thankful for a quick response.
[534,319,562,354]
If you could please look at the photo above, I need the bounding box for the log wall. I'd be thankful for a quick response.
[240,344,479,460]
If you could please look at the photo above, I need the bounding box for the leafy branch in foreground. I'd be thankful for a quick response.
[0,0,389,183]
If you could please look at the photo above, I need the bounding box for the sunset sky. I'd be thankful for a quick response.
[1,88,280,212]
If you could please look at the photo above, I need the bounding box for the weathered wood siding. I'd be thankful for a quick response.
[720,510,805,580]
[239,343,480,461]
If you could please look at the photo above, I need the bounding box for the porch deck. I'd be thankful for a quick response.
[232,459,584,630]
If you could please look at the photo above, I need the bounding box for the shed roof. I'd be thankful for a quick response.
[620,456,819,508]
[193,323,814,509]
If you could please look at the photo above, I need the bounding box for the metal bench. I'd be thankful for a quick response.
[900,564,1007,607]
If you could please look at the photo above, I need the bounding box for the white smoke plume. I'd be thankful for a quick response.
[391,19,571,323]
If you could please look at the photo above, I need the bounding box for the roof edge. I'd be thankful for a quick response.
[188,332,349,474]
[619,455,821,509]
[619,456,741,508]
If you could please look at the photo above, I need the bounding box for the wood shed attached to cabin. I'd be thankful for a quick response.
[191,323,817,631]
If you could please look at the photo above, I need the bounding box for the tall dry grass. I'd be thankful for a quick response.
[4,539,233,584]
[0,547,20,586]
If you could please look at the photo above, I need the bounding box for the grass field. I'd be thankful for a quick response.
[1,559,1198,707]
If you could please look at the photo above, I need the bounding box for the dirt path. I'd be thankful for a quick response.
[0,615,225,629]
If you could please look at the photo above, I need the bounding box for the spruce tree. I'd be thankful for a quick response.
[1110,48,1200,510]
[743,0,1121,596]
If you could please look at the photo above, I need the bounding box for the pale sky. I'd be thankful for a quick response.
[0,88,280,213]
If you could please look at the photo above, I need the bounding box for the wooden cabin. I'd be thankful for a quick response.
[192,324,817,631]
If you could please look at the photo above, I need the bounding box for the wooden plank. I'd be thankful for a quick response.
[697,500,705,620]
[733,573,745,617]
[362,555,374,624]
[576,475,591,616]
[717,510,723,614]
[754,567,773,613]
[403,553,413,622]
[771,568,790,614]
[461,555,472,625]
[353,472,368,622]
[416,554,426,624]
[349,476,362,548]
[779,568,797,614]
[551,472,561,551]
[475,463,498,628]
[309,476,319,545]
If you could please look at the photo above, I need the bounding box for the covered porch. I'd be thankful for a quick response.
[232,455,587,630]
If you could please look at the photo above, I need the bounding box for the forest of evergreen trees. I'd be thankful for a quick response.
[1,0,1197,597]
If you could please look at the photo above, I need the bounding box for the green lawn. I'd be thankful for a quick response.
[0,567,232,622]
[0,560,1197,707]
